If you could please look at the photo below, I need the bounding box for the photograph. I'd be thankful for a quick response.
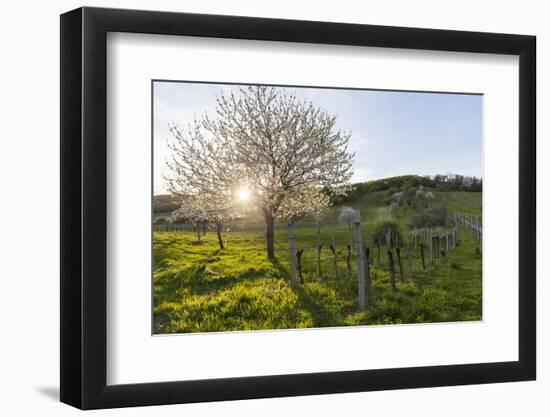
[152,81,483,334]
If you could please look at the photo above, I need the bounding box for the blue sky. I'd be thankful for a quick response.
[153,81,482,195]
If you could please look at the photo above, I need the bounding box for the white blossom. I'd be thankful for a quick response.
[165,86,355,257]
[279,186,331,224]
[171,190,235,228]
[338,206,361,225]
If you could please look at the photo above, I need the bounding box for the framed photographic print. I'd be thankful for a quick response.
[60,7,536,410]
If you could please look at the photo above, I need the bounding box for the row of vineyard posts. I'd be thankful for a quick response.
[454,212,482,240]
[287,213,479,312]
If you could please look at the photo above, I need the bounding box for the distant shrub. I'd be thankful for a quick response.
[429,203,448,220]
[154,216,170,225]
[404,186,417,205]
[409,203,448,228]
[372,219,403,247]
[389,201,399,216]
[386,186,399,197]
[390,191,405,205]
[415,197,428,212]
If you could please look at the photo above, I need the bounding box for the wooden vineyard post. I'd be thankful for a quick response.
[420,241,426,270]
[376,239,381,267]
[413,232,418,271]
[316,222,321,280]
[386,231,397,291]
[354,222,366,311]
[296,249,304,284]
[330,234,338,277]
[407,237,413,275]
[428,228,433,265]
[346,240,351,275]
[396,246,404,282]
[364,246,372,308]
[288,223,298,285]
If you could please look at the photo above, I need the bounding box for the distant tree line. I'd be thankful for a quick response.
[334,173,482,204]
[153,194,184,214]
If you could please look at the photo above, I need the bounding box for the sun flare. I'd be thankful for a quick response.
[236,186,251,202]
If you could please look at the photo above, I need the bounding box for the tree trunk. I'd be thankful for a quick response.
[216,224,224,250]
[265,213,275,259]
[354,222,366,311]
[196,223,201,241]
[203,222,207,236]
[288,223,298,285]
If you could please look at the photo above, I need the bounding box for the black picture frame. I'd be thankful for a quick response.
[60,6,536,410]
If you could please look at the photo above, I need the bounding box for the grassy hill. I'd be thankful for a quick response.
[153,184,482,334]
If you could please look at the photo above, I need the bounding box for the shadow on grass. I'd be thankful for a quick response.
[156,252,292,304]
[268,257,290,279]
[293,285,341,327]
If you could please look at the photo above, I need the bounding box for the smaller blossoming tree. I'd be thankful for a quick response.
[172,190,235,249]
[338,206,361,229]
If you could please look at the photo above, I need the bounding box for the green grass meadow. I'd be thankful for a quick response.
[153,191,482,334]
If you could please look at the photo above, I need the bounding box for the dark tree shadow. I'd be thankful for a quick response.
[269,257,290,279]
[293,286,342,327]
